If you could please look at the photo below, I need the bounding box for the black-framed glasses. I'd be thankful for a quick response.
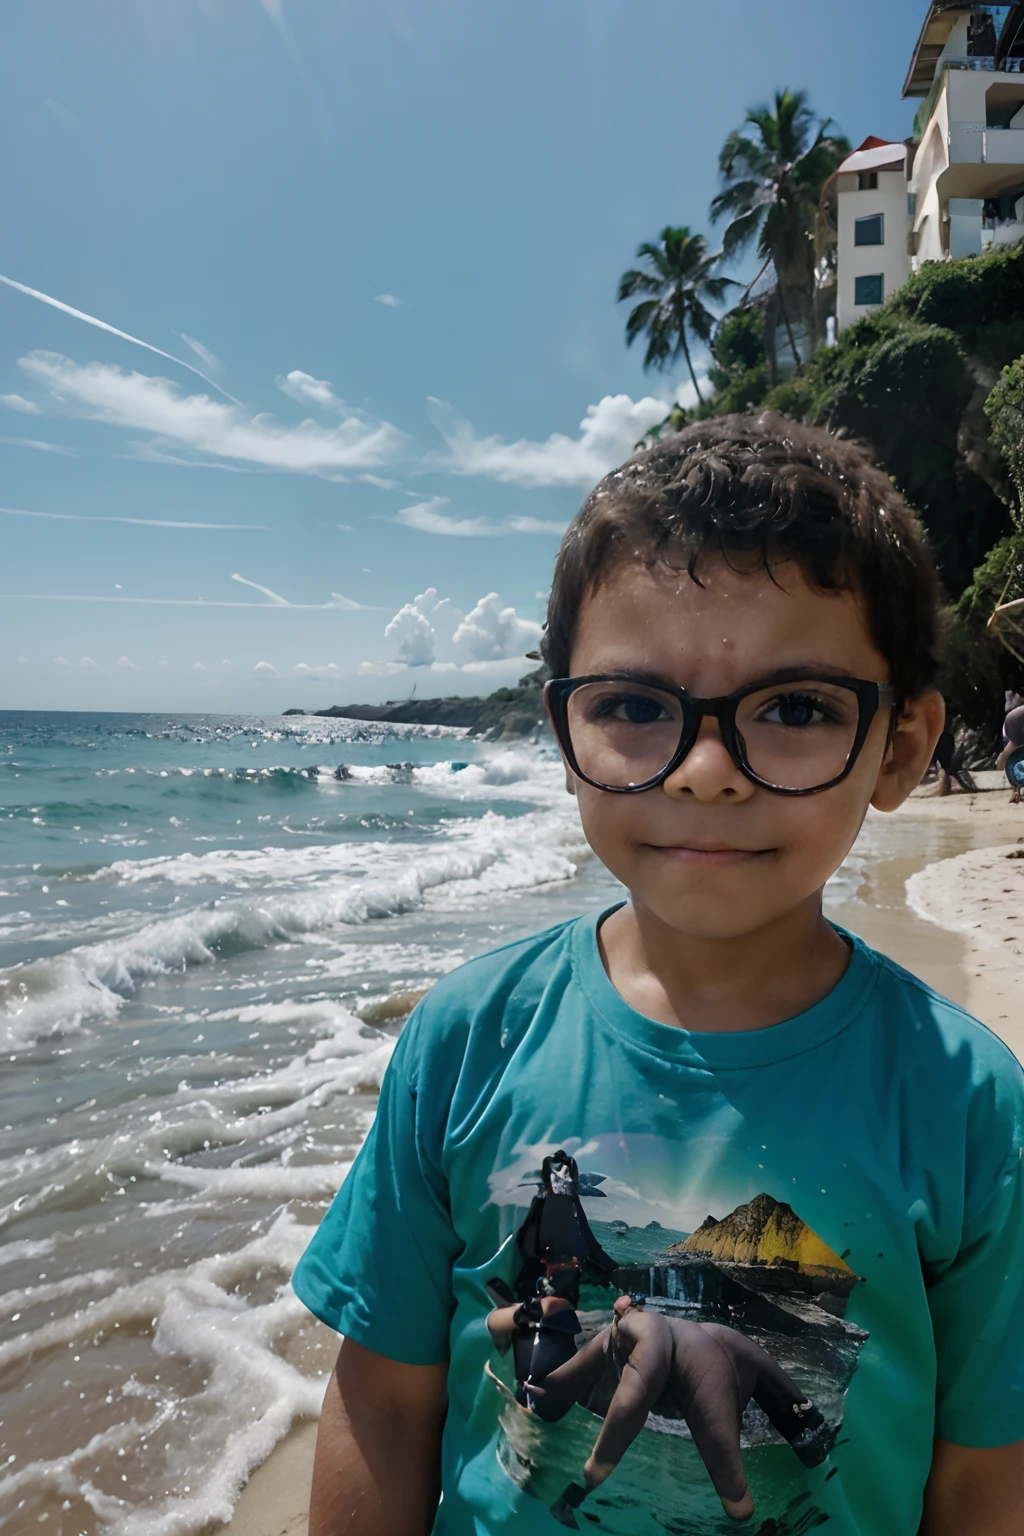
[545,673,897,796]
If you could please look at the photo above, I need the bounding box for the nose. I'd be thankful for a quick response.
[660,715,756,802]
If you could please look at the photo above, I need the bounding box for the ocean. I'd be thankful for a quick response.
[0,709,939,1536]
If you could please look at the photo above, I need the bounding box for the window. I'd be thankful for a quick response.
[858,171,878,191]
[855,213,884,246]
[855,274,884,306]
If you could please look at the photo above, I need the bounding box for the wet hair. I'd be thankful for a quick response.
[542,412,941,705]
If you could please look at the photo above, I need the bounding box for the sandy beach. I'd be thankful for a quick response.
[218,774,1024,1536]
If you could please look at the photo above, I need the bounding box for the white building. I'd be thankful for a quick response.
[833,3,1024,333]
[907,3,1024,263]
[834,139,912,331]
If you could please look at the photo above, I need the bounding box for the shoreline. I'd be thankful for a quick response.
[217,775,1024,1536]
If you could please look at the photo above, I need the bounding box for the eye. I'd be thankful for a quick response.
[592,692,672,725]
[758,691,842,728]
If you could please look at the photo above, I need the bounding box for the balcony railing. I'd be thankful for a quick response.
[948,122,1024,164]
[914,57,1024,141]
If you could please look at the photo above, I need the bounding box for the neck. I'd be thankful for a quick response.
[598,893,851,1034]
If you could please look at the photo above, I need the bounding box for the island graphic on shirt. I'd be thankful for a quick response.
[480,1143,867,1535]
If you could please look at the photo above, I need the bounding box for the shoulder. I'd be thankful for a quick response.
[395,915,585,1089]
[865,942,1023,1090]
[856,941,1024,1175]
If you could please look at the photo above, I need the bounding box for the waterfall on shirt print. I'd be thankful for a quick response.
[482,1142,867,1534]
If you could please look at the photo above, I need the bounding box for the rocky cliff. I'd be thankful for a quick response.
[668,1192,854,1281]
[288,666,550,741]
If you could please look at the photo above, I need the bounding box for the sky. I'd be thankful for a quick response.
[0,0,925,714]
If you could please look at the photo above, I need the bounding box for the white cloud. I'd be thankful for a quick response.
[222,659,233,668]
[374,294,404,308]
[158,659,170,668]
[1,393,41,415]
[425,393,670,488]
[452,592,543,663]
[396,498,495,538]
[379,588,539,670]
[276,370,343,411]
[337,522,354,532]
[19,352,406,475]
[394,497,564,539]
[17,656,29,665]
[58,655,98,668]
[2,504,265,530]
[384,587,460,667]
[115,655,138,670]
[2,589,385,611]
[179,334,221,372]
[0,273,237,401]
[253,661,280,679]
[193,662,210,673]
[293,661,344,680]
[360,474,402,490]
[232,572,290,606]
[0,437,75,456]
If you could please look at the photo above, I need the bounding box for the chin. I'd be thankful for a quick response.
[640,891,780,940]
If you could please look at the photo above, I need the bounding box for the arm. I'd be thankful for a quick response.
[309,1338,448,1536]
[919,1439,1024,1536]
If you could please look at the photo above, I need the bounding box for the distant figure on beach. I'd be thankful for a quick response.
[925,728,976,795]
[997,691,1024,784]
[486,1294,831,1527]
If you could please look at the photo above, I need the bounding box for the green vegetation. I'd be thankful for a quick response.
[617,85,1024,743]
[617,227,737,404]
[987,354,1024,512]
[710,88,849,366]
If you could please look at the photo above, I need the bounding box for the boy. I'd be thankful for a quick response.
[294,415,1024,1535]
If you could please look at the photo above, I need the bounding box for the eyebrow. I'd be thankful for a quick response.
[579,663,865,693]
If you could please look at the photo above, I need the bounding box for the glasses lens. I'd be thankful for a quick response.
[566,681,684,788]
[736,681,863,790]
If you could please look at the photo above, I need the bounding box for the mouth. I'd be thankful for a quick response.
[646,844,772,866]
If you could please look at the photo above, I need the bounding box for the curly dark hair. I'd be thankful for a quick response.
[542,412,942,705]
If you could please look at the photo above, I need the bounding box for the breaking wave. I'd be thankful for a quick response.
[0,808,586,1050]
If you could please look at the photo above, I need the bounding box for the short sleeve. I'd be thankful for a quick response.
[292,1023,462,1366]
[929,1064,1024,1448]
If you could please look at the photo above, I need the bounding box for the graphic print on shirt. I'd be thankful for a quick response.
[482,1139,868,1534]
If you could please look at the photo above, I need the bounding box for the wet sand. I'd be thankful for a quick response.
[220,775,1024,1536]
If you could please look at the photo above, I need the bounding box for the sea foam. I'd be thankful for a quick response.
[0,807,585,1049]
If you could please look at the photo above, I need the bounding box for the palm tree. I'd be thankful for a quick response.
[710,89,850,370]
[617,226,736,406]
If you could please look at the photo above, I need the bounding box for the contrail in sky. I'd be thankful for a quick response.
[1,505,264,530]
[0,273,242,404]
[232,572,290,605]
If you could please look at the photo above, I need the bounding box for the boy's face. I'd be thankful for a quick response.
[558,558,942,943]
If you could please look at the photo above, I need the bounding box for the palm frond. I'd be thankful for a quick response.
[623,298,662,347]
[710,179,763,224]
[721,203,768,259]
[617,268,664,302]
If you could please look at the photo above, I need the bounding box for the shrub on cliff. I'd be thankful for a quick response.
[943,528,1024,734]
[986,354,1024,514]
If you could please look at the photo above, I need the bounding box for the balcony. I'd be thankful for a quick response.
[948,122,1024,163]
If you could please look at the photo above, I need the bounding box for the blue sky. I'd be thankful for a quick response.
[1,0,923,714]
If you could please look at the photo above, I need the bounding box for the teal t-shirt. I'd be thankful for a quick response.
[294,910,1024,1535]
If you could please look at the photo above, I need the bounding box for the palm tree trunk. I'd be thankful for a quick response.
[679,330,704,405]
[740,254,773,307]
[775,285,803,375]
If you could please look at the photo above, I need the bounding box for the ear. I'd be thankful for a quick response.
[543,681,578,797]
[870,688,945,812]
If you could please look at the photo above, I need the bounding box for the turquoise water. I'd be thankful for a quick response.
[0,709,913,1536]
[0,710,616,1536]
